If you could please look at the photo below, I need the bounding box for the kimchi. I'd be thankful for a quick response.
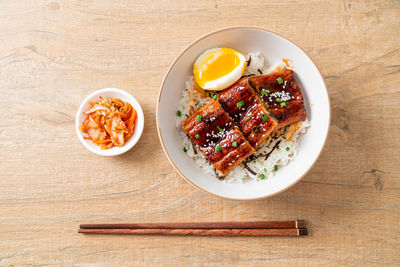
[80,97,137,149]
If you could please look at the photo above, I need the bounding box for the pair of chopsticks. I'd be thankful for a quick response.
[78,221,307,236]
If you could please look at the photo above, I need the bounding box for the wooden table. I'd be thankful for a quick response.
[1,0,399,266]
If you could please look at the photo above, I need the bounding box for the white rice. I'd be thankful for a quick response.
[176,52,310,183]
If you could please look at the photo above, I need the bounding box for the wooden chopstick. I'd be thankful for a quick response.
[80,220,305,230]
[78,221,307,236]
[78,228,307,236]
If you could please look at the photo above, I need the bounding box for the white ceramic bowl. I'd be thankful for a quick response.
[76,88,144,156]
[157,27,330,200]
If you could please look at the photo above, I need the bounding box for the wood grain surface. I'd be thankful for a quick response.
[1,0,399,266]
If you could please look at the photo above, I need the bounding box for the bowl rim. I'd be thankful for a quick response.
[156,26,330,200]
[76,87,144,156]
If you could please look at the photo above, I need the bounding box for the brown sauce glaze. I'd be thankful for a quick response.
[218,78,278,149]
[248,69,306,130]
[182,99,256,176]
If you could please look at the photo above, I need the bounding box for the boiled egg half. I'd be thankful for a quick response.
[193,47,246,91]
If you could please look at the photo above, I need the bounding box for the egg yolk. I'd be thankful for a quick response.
[194,48,241,88]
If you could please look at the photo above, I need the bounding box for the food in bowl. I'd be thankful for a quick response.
[217,78,278,149]
[176,50,310,183]
[79,97,137,149]
[193,47,246,91]
[182,99,256,177]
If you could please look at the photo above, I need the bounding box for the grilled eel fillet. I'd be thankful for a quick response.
[218,78,278,149]
[182,99,256,177]
[248,68,306,130]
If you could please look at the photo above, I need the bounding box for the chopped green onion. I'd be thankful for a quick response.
[195,134,200,139]
[215,145,222,152]
[217,126,223,132]
[200,103,204,107]
[264,168,267,173]
[183,147,188,153]
[276,98,281,103]
[246,117,251,121]
[259,174,265,179]
[234,121,239,125]
[274,165,278,171]
[232,142,238,148]
[261,89,268,95]
[196,115,202,122]
[236,100,245,108]
[276,77,283,84]
[286,147,290,151]
[213,94,217,100]
[176,110,182,117]
[281,102,287,108]
[251,125,259,133]
[262,115,268,121]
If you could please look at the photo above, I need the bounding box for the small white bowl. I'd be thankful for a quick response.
[157,27,330,200]
[76,88,144,156]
